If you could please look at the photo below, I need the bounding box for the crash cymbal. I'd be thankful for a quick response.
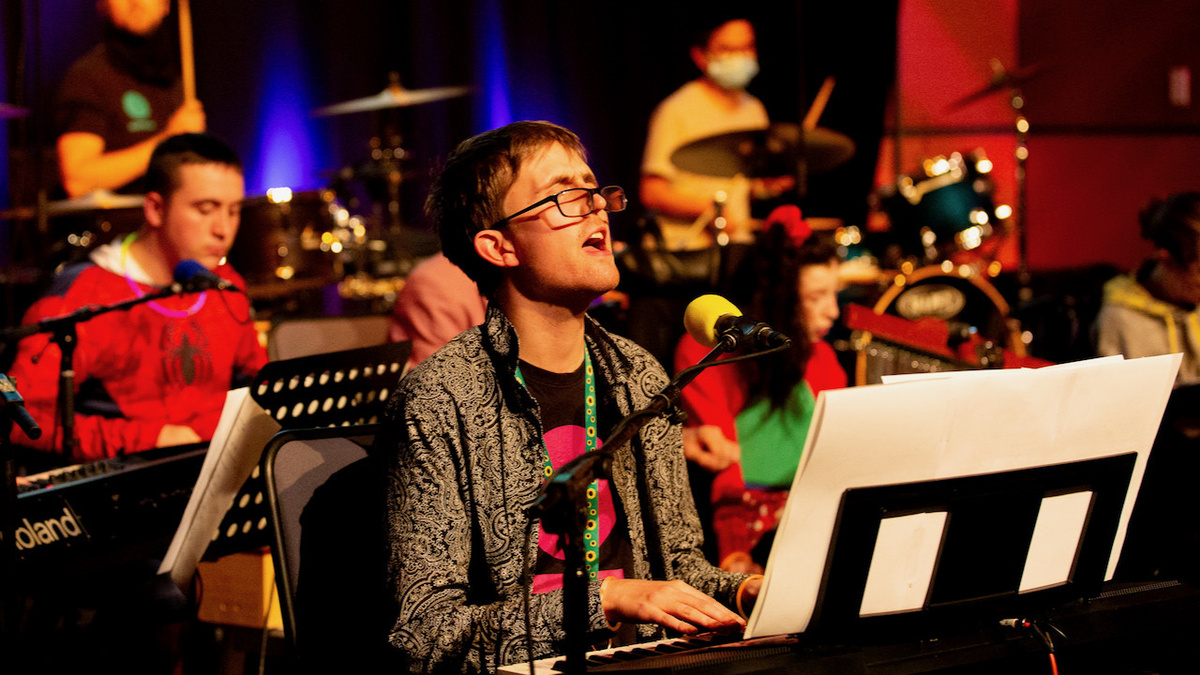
[45,190,146,216]
[948,62,1046,110]
[670,122,855,178]
[312,84,471,117]
[0,102,29,119]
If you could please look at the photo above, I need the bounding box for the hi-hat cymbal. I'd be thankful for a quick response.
[1,102,29,119]
[312,84,471,118]
[670,123,855,178]
[46,190,146,216]
[1,191,145,220]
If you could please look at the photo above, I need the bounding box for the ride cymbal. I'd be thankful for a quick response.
[312,84,471,117]
[670,122,856,179]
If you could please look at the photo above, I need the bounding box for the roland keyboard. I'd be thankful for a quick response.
[12,443,208,580]
[498,632,802,675]
[498,581,1200,674]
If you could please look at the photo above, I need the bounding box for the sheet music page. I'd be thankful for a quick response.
[158,387,281,588]
[745,353,1180,639]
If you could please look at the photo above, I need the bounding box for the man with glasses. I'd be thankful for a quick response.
[380,121,761,672]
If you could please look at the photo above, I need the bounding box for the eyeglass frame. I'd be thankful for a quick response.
[490,185,625,229]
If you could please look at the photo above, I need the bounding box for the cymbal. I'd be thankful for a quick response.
[0,204,34,220]
[670,123,856,178]
[312,84,471,117]
[948,62,1046,110]
[46,190,146,216]
[0,191,145,220]
[0,102,29,119]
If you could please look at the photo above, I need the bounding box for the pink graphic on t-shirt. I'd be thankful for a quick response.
[537,424,614,558]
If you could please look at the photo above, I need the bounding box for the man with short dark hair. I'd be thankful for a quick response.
[7,132,266,460]
[381,120,761,673]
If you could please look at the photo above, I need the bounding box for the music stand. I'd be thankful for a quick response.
[745,353,1179,641]
[808,453,1136,642]
[204,341,410,560]
[159,341,410,586]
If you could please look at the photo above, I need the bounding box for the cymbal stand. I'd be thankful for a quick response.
[1011,87,1032,300]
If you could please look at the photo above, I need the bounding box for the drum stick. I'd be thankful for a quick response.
[178,0,196,102]
[802,76,836,130]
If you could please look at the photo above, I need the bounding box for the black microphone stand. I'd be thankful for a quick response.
[0,283,201,458]
[528,332,791,674]
[1,374,41,643]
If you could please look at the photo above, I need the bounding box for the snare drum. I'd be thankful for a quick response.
[877,150,1001,263]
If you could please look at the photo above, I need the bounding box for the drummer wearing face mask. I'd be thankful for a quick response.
[640,15,795,251]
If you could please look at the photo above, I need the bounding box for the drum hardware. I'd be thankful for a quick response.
[874,149,1009,268]
[227,189,348,290]
[947,59,1048,299]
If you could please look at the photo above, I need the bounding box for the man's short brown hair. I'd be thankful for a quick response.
[425,121,586,297]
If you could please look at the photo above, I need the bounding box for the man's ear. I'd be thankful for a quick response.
[474,229,519,268]
[144,191,166,229]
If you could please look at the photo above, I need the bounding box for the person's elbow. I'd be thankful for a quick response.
[640,174,672,213]
[57,133,105,198]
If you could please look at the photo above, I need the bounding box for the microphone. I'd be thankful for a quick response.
[684,294,791,350]
[172,259,240,293]
[1,373,42,440]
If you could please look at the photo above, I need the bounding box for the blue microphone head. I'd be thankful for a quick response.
[173,259,211,285]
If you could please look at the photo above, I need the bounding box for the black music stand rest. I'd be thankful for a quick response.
[202,341,409,560]
[808,453,1137,643]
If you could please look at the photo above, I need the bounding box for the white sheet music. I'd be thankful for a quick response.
[158,387,281,588]
[744,353,1180,639]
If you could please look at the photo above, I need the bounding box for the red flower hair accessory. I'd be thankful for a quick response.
[765,204,811,247]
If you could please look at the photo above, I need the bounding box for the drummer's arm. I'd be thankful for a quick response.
[58,99,206,198]
[639,173,711,221]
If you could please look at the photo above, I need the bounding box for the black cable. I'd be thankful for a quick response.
[522,517,535,675]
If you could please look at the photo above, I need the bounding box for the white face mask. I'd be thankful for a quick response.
[706,54,759,90]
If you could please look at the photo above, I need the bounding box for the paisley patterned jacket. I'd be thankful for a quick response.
[381,304,748,673]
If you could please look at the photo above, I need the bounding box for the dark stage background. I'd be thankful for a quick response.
[2,0,896,258]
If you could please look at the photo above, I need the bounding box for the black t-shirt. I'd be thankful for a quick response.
[55,35,182,194]
[520,358,636,593]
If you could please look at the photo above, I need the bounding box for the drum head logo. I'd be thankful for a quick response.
[895,283,967,321]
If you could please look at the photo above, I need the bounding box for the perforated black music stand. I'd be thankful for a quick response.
[204,341,409,560]
[806,453,1137,642]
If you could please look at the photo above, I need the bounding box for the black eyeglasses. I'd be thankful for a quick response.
[491,185,627,229]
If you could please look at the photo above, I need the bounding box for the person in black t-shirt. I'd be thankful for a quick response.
[55,0,206,198]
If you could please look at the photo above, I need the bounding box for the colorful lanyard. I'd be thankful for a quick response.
[515,351,601,579]
[119,233,207,318]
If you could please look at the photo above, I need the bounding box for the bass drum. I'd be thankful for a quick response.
[875,150,1004,265]
[852,263,1030,386]
[226,189,344,291]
